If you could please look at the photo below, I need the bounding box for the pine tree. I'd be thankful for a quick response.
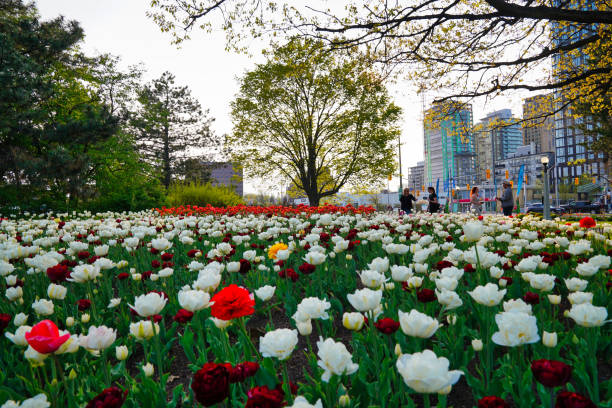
[132,71,216,190]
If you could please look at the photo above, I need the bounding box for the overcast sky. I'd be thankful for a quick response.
[36,0,530,194]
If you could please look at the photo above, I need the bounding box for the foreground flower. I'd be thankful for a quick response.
[347,288,382,312]
[178,289,211,312]
[491,311,539,347]
[316,337,359,382]
[2,394,50,408]
[268,242,288,260]
[477,396,510,408]
[578,216,596,229]
[259,328,298,360]
[245,385,285,408]
[191,363,230,407]
[68,264,101,283]
[292,297,331,323]
[289,396,323,408]
[79,326,117,351]
[463,221,484,242]
[374,317,400,334]
[129,321,159,340]
[342,312,365,331]
[531,359,572,388]
[566,303,608,327]
[254,285,276,301]
[396,349,463,393]
[398,310,441,338]
[210,284,255,320]
[468,283,506,306]
[86,386,128,408]
[129,292,167,318]
[25,320,70,354]
[555,391,596,408]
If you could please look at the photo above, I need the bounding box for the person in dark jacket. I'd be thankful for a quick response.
[427,187,440,214]
[496,181,514,216]
[399,188,417,214]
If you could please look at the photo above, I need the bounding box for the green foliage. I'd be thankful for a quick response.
[0,1,209,213]
[132,71,218,189]
[0,0,120,196]
[228,38,401,206]
[167,182,243,207]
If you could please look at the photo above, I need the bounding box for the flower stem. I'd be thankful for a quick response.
[282,362,294,405]
[423,393,431,408]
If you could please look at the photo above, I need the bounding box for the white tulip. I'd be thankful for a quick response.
[398,309,441,338]
[347,288,382,312]
[491,311,540,347]
[32,299,54,316]
[129,292,167,317]
[396,349,463,393]
[254,285,276,301]
[178,289,210,312]
[259,328,298,360]
[47,284,67,300]
[566,303,608,327]
[316,337,359,382]
[468,283,506,306]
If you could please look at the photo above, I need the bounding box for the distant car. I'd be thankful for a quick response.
[560,200,605,214]
[525,203,562,214]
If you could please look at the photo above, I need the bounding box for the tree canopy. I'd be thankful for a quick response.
[228,39,401,206]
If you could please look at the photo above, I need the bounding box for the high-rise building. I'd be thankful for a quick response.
[407,161,424,193]
[423,102,476,192]
[473,129,493,184]
[551,1,605,187]
[479,109,523,163]
[522,94,555,154]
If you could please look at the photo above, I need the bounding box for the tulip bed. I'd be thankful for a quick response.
[0,208,611,408]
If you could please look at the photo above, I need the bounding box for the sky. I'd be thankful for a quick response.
[36,0,530,194]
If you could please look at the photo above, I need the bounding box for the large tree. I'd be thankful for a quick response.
[132,71,217,190]
[228,39,401,206]
[149,0,611,119]
[0,0,120,203]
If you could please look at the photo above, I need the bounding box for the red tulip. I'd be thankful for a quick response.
[173,309,194,324]
[578,216,596,229]
[245,386,285,408]
[531,359,572,388]
[191,363,230,406]
[86,386,128,408]
[0,314,11,333]
[478,396,510,408]
[25,320,70,354]
[374,317,400,334]
[416,288,436,303]
[210,284,255,320]
[555,391,596,408]
[523,292,540,305]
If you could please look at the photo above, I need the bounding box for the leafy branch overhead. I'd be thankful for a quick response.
[148,0,611,118]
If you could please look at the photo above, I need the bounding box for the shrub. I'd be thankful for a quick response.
[167,182,243,207]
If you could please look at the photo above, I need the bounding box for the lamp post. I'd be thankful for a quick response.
[541,156,550,220]
[455,185,460,213]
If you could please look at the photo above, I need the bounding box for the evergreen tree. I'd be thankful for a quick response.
[0,0,119,203]
[132,71,217,189]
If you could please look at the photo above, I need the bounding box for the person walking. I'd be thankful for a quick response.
[496,181,514,216]
[400,188,417,214]
[470,186,483,215]
[427,187,440,214]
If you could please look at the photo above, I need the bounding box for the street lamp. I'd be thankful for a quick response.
[541,156,550,220]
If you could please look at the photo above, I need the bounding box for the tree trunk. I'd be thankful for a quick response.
[163,125,171,190]
[306,191,320,207]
